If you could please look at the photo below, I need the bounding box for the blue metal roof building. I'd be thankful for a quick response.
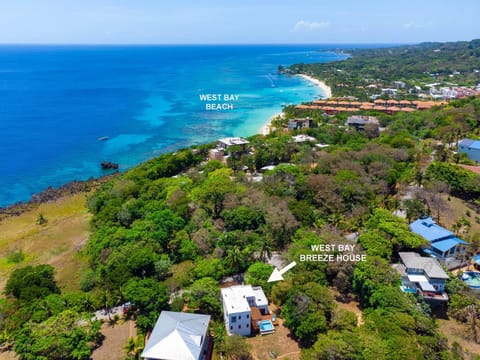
[458,138,480,163]
[410,217,469,264]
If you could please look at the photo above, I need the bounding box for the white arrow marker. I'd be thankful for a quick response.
[268,261,297,282]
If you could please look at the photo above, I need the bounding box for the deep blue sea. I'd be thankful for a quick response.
[0,45,348,206]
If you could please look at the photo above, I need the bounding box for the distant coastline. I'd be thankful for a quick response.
[298,74,332,99]
[259,74,332,135]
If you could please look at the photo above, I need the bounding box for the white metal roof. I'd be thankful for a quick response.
[419,281,436,292]
[407,274,429,283]
[141,311,210,360]
[218,137,249,146]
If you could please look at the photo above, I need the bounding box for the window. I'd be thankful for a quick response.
[231,316,236,323]
[246,314,249,319]
[247,324,249,328]
[239,325,241,329]
[239,315,241,319]
[230,326,233,330]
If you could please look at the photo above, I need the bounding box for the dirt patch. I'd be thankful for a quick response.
[92,320,137,360]
[330,289,364,325]
[246,316,301,360]
[437,318,480,357]
[0,351,18,360]
[335,298,364,326]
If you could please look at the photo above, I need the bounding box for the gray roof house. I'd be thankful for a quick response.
[394,252,449,301]
[141,311,211,360]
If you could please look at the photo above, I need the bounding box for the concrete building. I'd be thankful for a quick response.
[217,137,249,152]
[220,285,269,336]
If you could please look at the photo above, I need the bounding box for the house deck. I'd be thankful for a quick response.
[250,307,278,333]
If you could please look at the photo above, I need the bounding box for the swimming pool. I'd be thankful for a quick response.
[462,271,480,288]
[259,320,274,334]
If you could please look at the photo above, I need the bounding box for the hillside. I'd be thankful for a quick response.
[287,39,480,100]
[2,40,480,360]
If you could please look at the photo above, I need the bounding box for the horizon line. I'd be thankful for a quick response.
[0,41,424,46]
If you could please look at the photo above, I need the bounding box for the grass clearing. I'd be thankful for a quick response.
[0,193,92,293]
[439,195,480,236]
[437,318,480,358]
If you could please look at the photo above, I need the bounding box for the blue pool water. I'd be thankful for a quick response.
[462,271,480,288]
[259,320,274,332]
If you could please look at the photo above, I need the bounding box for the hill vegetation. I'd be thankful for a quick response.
[287,39,480,100]
[2,40,480,359]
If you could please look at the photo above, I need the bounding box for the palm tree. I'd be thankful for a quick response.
[258,236,273,262]
[224,246,244,274]
[124,335,144,360]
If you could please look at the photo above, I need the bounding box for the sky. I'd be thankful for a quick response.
[0,0,479,44]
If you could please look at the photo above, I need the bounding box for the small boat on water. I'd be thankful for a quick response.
[97,136,110,141]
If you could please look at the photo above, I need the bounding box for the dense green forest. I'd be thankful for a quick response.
[286,39,480,100]
[2,40,480,360]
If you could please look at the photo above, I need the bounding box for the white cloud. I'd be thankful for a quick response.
[292,20,330,32]
[403,22,426,30]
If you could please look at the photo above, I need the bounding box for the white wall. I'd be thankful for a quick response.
[224,310,251,336]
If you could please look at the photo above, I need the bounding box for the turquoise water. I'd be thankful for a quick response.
[462,272,480,287]
[259,320,274,332]
[0,45,348,206]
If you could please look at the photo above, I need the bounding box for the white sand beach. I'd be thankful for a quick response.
[258,74,331,136]
[298,74,332,99]
[260,113,283,135]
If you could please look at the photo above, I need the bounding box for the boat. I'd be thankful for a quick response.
[97,136,110,141]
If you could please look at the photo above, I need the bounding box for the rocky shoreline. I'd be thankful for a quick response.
[0,173,119,221]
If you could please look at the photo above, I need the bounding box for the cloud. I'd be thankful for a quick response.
[292,20,330,32]
[403,22,426,30]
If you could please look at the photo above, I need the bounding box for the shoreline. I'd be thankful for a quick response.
[259,112,283,135]
[258,74,332,136]
[0,174,118,221]
[298,74,332,99]
[1,75,331,212]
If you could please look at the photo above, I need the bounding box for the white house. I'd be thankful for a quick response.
[217,137,249,152]
[141,311,211,360]
[220,285,269,336]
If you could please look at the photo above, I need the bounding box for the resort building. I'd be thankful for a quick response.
[285,117,314,131]
[410,217,469,269]
[217,137,249,152]
[345,115,379,130]
[458,138,480,163]
[208,148,225,162]
[209,137,250,163]
[141,311,211,360]
[220,285,274,336]
[394,252,449,301]
[292,134,317,143]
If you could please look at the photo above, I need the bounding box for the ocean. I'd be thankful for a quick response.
[0,44,348,206]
